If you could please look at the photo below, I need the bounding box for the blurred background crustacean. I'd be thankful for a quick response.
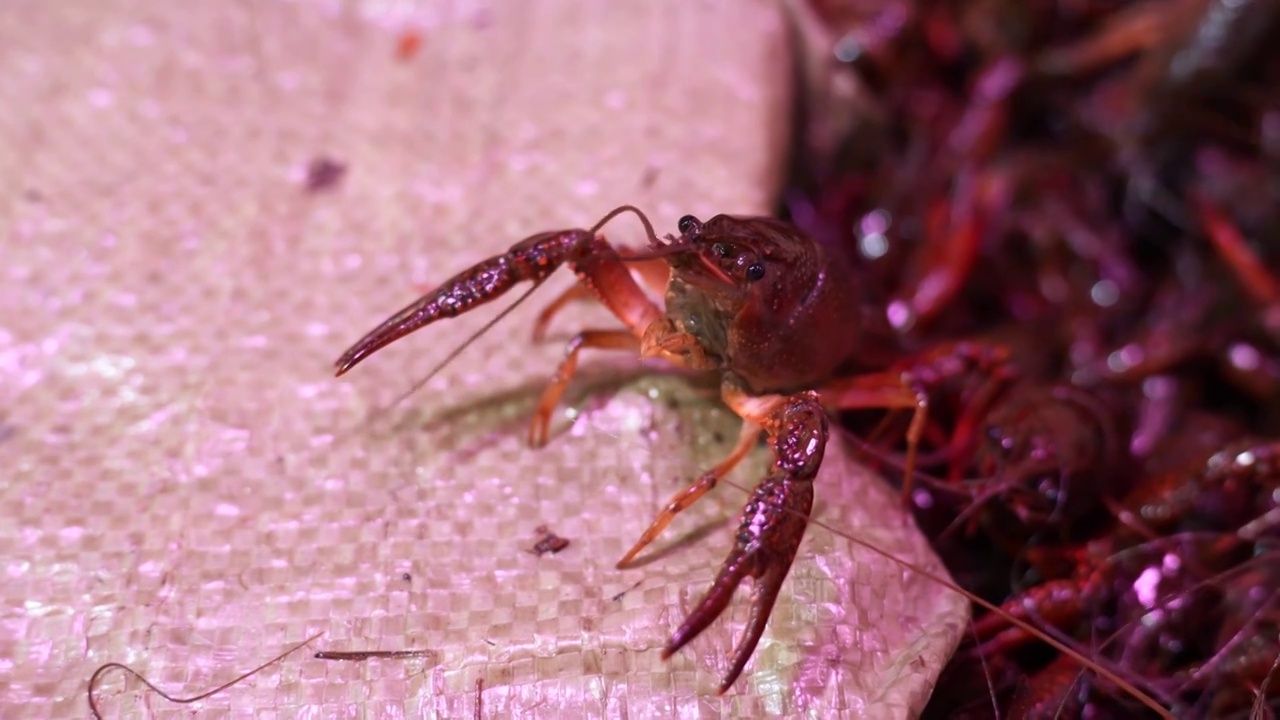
[792,0,1280,716]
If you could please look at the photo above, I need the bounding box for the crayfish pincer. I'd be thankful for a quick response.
[334,206,975,692]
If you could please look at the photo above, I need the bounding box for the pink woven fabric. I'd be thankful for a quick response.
[0,1,966,717]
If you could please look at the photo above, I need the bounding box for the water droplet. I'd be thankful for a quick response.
[1089,279,1118,307]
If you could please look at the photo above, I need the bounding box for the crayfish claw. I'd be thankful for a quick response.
[724,562,790,694]
[662,556,748,661]
[334,228,598,377]
[662,468,815,691]
[652,391,825,690]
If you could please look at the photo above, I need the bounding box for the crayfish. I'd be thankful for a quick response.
[333,205,1023,692]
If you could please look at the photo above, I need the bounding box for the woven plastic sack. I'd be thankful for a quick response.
[0,1,967,717]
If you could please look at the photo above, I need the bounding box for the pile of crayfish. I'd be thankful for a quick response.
[791,0,1280,716]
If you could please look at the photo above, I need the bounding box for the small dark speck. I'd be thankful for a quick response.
[611,580,643,602]
[712,431,725,443]
[305,156,347,193]
[394,31,423,61]
[22,188,42,202]
[664,398,680,410]
[530,525,570,556]
[402,572,412,582]
[640,165,660,189]
[483,639,497,647]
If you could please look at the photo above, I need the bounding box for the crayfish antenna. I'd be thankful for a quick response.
[588,204,664,248]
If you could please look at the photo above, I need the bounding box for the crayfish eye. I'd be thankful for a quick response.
[678,214,701,234]
[711,242,730,258]
[746,263,766,281]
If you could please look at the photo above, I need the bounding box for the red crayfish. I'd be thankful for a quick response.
[332,206,1166,711]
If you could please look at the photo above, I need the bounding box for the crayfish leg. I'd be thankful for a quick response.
[1034,0,1171,76]
[889,183,984,332]
[820,374,928,506]
[527,330,641,448]
[525,251,667,448]
[530,244,671,343]
[531,284,595,344]
[822,341,1016,506]
[659,389,826,693]
[615,419,762,567]
[1193,191,1280,309]
[972,588,1079,658]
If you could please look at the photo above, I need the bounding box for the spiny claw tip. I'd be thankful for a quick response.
[334,346,373,376]
[614,546,642,569]
[663,627,699,661]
